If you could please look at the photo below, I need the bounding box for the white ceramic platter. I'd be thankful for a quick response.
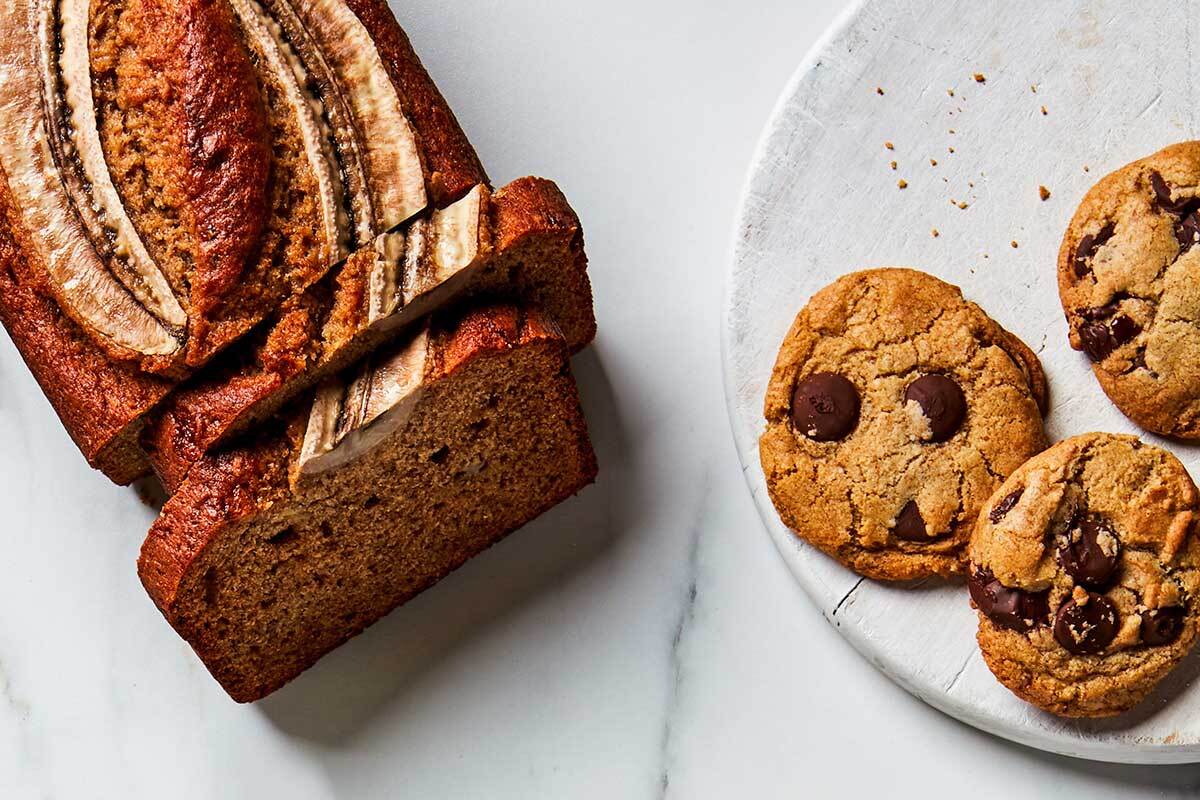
[724,0,1200,764]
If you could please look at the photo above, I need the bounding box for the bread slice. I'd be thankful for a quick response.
[143,177,594,491]
[139,303,596,702]
[0,0,486,373]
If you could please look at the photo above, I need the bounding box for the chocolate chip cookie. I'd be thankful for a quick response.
[760,268,1049,582]
[969,433,1200,717]
[1059,141,1200,438]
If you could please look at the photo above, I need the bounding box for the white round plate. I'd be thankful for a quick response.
[724,0,1200,764]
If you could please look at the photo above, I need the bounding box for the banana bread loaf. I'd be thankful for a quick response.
[139,302,597,702]
[0,0,596,485]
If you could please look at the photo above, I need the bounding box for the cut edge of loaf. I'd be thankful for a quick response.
[138,303,596,702]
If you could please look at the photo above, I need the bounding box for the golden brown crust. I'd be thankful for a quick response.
[174,0,272,319]
[92,0,276,369]
[343,0,487,204]
[143,177,595,492]
[138,302,591,642]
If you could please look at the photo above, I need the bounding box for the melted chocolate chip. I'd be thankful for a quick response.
[904,374,966,442]
[1078,314,1141,362]
[968,568,1051,633]
[988,488,1023,524]
[1079,321,1117,361]
[1110,315,1141,345]
[1151,171,1180,211]
[1073,222,1115,279]
[1058,515,1121,589]
[1077,302,1120,321]
[1151,171,1200,215]
[1053,593,1119,655]
[1141,606,1187,647]
[892,500,928,541]
[791,373,859,442]
[1151,172,1200,248]
[1178,211,1200,250]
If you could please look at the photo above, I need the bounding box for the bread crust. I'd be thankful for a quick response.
[142,177,595,492]
[0,0,496,483]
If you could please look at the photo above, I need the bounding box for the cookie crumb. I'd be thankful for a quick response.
[973,73,986,83]
[930,158,938,167]
[931,228,940,238]
[1084,165,1090,173]
[947,88,955,97]
[948,147,955,154]
[876,86,885,95]
[949,128,956,134]
[898,179,908,189]
[1011,240,1019,248]
[1041,105,1048,116]
[885,141,895,150]
[1039,185,1051,201]
[890,160,898,170]
[1031,83,1038,93]
[957,200,969,210]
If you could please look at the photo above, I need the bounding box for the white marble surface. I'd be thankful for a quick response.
[1,0,1199,797]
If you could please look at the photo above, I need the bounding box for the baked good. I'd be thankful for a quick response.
[1059,141,1200,438]
[760,268,1049,581]
[969,433,1200,717]
[142,176,593,491]
[139,302,597,702]
[0,0,476,373]
[0,0,594,485]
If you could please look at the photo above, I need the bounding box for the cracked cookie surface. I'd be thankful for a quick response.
[760,268,1049,582]
[969,432,1200,718]
[1059,141,1200,438]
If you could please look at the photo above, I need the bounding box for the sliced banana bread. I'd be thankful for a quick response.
[143,176,594,491]
[139,303,596,702]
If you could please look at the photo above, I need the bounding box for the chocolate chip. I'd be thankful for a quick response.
[1151,171,1200,222]
[1141,606,1187,646]
[791,373,859,441]
[1058,515,1121,589]
[1079,320,1117,362]
[1110,315,1141,346]
[1073,222,1115,279]
[904,374,966,442]
[1178,211,1200,250]
[1078,314,1140,362]
[892,500,928,541]
[968,567,1050,632]
[1077,302,1119,321]
[1053,593,1119,655]
[988,488,1023,524]
[1151,171,1179,211]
